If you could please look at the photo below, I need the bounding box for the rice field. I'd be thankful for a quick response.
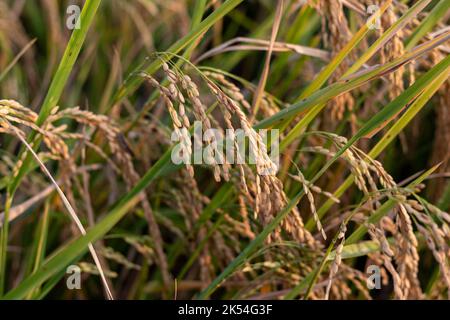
[0,0,449,300]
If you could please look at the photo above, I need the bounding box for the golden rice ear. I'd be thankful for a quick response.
[7,120,114,300]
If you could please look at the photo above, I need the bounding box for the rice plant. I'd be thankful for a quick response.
[0,0,449,300]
